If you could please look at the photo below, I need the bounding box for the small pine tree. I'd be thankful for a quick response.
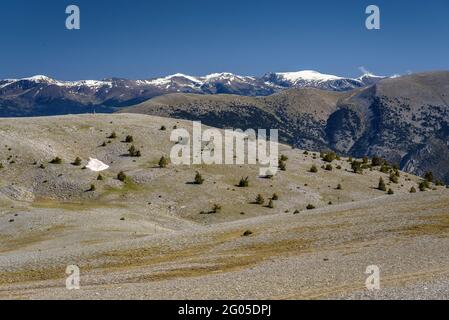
[410,186,416,193]
[424,171,434,182]
[72,157,82,166]
[378,177,387,191]
[351,161,362,174]
[306,204,315,210]
[128,145,141,157]
[336,183,342,190]
[255,194,264,205]
[322,152,337,163]
[211,204,222,213]
[49,157,62,164]
[238,176,249,187]
[160,125,167,131]
[310,165,318,173]
[271,193,279,201]
[158,156,169,168]
[325,164,333,171]
[194,172,204,185]
[268,199,274,208]
[278,160,287,171]
[117,171,127,182]
[389,173,399,184]
[88,184,96,192]
[371,156,384,166]
[419,181,429,191]
[125,135,134,143]
[387,188,394,195]
[280,154,289,162]
[108,132,117,139]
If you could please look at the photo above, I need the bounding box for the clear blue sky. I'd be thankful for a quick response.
[1,0,448,80]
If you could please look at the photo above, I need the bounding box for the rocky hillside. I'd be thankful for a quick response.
[1,114,448,299]
[121,71,449,183]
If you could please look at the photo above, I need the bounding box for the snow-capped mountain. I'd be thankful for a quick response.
[0,70,388,117]
[261,70,385,91]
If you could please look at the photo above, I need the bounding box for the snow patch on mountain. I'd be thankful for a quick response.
[276,70,343,83]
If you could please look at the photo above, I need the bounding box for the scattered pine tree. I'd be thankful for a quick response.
[238,176,249,187]
[255,194,264,205]
[194,172,204,185]
[378,177,387,191]
[158,156,169,168]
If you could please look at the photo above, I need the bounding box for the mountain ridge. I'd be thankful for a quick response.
[120,71,449,183]
[0,70,387,117]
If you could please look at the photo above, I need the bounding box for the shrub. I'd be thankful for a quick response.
[194,172,204,185]
[303,151,309,155]
[280,154,289,162]
[336,183,342,190]
[271,193,279,201]
[117,171,127,182]
[424,171,434,182]
[100,141,107,147]
[410,186,416,193]
[387,188,394,195]
[267,199,274,208]
[306,204,315,210]
[97,174,104,181]
[310,165,318,173]
[88,184,96,192]
[125,135,134,143]
[255,194,264,205]
[378,177,387,191]
[158,156,169,168]
[211,204,222,213]
[128,145,141,157]
[325,164,333,171]
[0,163,3,169]
[293,209,300,214]
[336,165,342,169]
[238,176,249,187]
[389,173,399,184]
[72,157,82,166]
[49,157,62,164]
[380,164,390,173]
[108,132,117,139]
[419,181,429,191]
[160,125,167,131]
[322,152,337,163]
[278,160,287,171]
[351,161,363,174]
[362,156,369,164]
[435,180,445,186]
[242,230,253,237]
[39,164,46,169]
[371,156,384,166]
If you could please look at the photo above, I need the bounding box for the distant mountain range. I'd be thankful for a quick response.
[120,71,449,184]
[0,70,386,117]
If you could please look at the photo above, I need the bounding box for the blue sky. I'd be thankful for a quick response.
[0,0,448,80]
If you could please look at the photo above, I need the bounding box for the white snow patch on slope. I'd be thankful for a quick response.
[86,158,109,172]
